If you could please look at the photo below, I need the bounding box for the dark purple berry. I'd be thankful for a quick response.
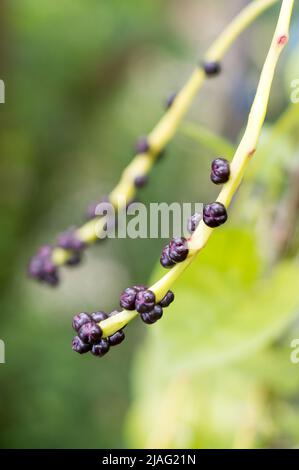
[141,305,163,325]
[72,312,92,332]
[187,212,202,234]
[133,284,147,292]
[165,92,177,110]
[202,61,221,76]
[120,287,138,310]
[108,330,125,346]
[160,244,176,268]
[91,311,109,322]
[72,336,91,354]
[91,339,110,357]
[159,290,175,308]
[57,229,85,251]
[134,175,149,188]
[168,237,189,263]
[135,289,156,314]
[203,202,228,228]
[78,321,102,345]
[211,158,230,184]
[28,245,59,286]
[135,136,150,154]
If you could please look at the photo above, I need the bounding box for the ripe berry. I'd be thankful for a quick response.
[72,336,91,354]
[134,175,149,189]
[168,237,189,263]
[160,245,176,268]
[57,229,85,251]
[135,137,150,154]
[66,252,82,266]
[165,92,177,110]
[159,290,175,308]
[91,311,109,322]
[141,305,163,324]
[187,212,202,234]
[211,158,230,184]
[133,284,147,292]
[28,245,59,286]
[91,339,110,357]
[120,287,138,310]
[135,289,156,314]
[78,321,102,345]
[108,330,125,346]
[72,312,92,332]
[202,61,221,76]
[203,202,228,228]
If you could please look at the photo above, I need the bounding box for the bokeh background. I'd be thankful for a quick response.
[1,0,299,448]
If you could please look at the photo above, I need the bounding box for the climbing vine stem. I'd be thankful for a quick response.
[99,0,294,338]
[51,0,278,267]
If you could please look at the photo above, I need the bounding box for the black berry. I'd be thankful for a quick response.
[159,290,175,308]
[72,312,92,332]
[202,61,221,76]
[203,202,228,228]
[141,305,163,324]
[187,212,202,234]
[72,336,91,354]
[120,287,138,310]
[78,321,102,345]
[160,245,176,268]
[165,92,177,110]
[168,237,189,263]
[91,339,110,357]
[91,311,109,322]
[108,330,125,346]
[134,175,149,188]
[135,289,156,314]
[28,245,59,286]
[66,251,82,266]
[135,137,150,154]
[133,284,147,292]
[211,158,230,184]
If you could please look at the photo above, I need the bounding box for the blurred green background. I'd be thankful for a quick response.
[0,0,299,448]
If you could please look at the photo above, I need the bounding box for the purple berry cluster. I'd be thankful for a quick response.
[28,245,58,286]
[72,311,125,357]
[120,285,174,325]
[57,228,85,252]
[160,237,189,269]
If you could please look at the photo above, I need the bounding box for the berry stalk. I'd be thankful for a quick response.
[32,0,279,272]
[98,0,294,338]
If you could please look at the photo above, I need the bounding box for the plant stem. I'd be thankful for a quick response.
[51,0,278,266]
[99,0,294,338]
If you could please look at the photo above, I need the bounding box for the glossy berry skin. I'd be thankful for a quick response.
[72,312,92,332]
[78,321,102,345]
[72,336,91,354]
[203,202,228,228]
[91,339,110,357]
[135,137,150,154]
[159,290,175,308]
[202,61,221,76]
[108,330,125,346]
[160,245,176,268]
[91,311,108,322]
[134,175,148,189]
[168,237,189,263]
[57,229,85,251]
[211,158,230,184]
[141,305,163,324]
[135,289,156,314]
[133,284,147,292]
[187,212,202,234]
[120,287,138,310]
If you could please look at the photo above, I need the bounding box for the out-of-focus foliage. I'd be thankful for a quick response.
[0,0,299,449]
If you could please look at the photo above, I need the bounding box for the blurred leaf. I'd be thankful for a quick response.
[181,121,235,158]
